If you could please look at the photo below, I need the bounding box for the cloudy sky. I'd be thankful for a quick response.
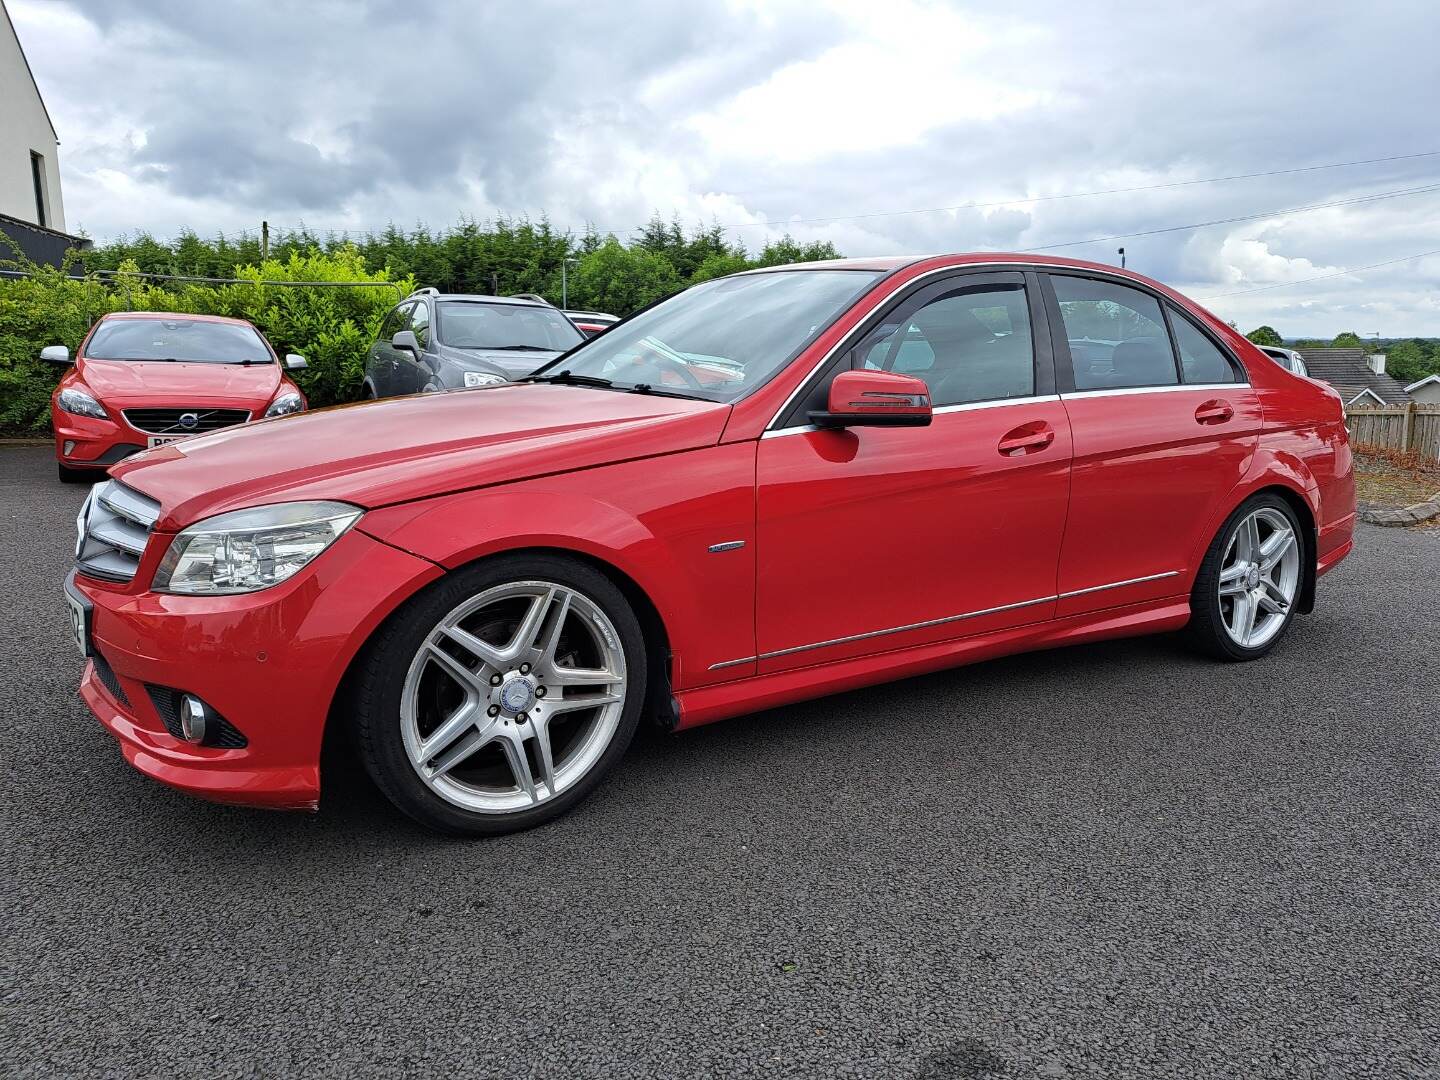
[11,0,1440,335]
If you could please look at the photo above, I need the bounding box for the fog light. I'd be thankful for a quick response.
[178,695,208,743]
[63,440,76,456]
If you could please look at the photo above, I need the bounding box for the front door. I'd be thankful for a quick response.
[755,272,1073,674]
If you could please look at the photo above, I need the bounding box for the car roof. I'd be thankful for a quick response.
[99,311,259,327]
[738,251,1200,286]
[422,294,555,308]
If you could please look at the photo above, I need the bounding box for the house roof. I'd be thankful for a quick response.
[0,0,58,142]
[1405,373,1440,393]
[1296,348,1412,404]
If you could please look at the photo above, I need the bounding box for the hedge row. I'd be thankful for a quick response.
[0,246,412,434]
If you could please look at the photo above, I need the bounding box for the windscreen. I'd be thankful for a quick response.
[530,269,882,402]
[85,318,272,364]
[436,302,584,351]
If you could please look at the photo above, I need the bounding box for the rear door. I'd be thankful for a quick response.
[754,271,1073,674]
[1042,272,1261,617]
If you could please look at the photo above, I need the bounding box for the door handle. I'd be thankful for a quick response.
[1194,399,1234,425]
[997,422,1055,456]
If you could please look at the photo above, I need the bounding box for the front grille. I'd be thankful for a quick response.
[75,479,161,582]
[145,685,248,749]
[91,650,130,707]
[122,407,250,435]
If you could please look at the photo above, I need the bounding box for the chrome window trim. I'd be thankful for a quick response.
[708,568,1186,670]
[761,393,1063,441]
[1060,382,1250,400]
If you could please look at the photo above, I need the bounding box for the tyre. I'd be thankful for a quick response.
[58,462,95,484]
[353,553,648,835]
[1188,493,1305,661]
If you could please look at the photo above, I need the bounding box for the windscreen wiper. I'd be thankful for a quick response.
[528,369,615,388]
[484,345,553,351]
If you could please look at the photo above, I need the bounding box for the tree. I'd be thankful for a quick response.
[1245,325,1283,347]
[1331,331,1364,348]
[1385,339,1433,384]
[568,239,682,315]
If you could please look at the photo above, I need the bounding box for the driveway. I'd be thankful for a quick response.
[2,445,1436,1079]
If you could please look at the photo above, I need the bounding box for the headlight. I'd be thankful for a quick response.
[57,386,108,419]
[264,392,306,418]
[153,501,361,595]
[462,371,506,388]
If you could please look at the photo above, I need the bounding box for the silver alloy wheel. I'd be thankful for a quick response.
[1217,506,1301,649]
[400,580,627,814]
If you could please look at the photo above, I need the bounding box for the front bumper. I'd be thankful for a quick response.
[72,527,443,810]
[52,412,144,469]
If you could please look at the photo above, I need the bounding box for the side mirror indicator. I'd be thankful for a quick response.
[808,369,933,429]
[285,353,308,370]
[40,345,71,365]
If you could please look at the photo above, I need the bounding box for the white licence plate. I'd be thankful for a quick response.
[65,585,92,657]
[147,434,191,448]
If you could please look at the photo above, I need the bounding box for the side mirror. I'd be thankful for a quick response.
[284,353,307,371]
[809,369,932,429]
[391,330,420,356]
[40,345,71,365]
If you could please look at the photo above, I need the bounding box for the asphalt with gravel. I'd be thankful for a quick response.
[1,444,1437,1079]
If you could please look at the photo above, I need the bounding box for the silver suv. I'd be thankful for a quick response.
[363,290,585,399]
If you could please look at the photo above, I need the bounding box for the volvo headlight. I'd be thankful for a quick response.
[264,392,306,418]
[57,386,108,419]
[153,501,361,595]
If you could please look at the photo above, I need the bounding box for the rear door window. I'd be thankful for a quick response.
[1050,276,1178,390]
[1169,307,1240,384]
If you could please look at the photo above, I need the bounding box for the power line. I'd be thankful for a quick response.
[722,150,1440,230]
[1195,247,1440,300]
[1017,181,1440,254]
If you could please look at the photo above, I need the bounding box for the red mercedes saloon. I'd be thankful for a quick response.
[65,254,1355,835]
[47,311,308,483]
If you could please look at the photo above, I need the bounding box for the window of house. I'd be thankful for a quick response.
[854,284,1035,407]
[1051,276,1179,390]
[30,152,48,227]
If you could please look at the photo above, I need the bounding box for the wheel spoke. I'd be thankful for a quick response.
[498,730,537,802]
[425,642,486,692]
[1218,562,1247,596]
[508,589,556,661]
[439,624,506,670]
[546,691,623,716]
[529,717,557,795]
[548,665,622,688]
[1257,580,1289,615]
[428,723,491,777]
[537,591,573,667]
[1237,514,1261,561]
[418,701,481,764]
[1229,590,1257,646]
[1258,527,1295,571]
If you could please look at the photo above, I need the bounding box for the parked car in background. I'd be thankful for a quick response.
[1259,345,1309,378]
[363,290,584,399]
[46,312,307,484]
[68,253,1356,835]
[564,310,620,337]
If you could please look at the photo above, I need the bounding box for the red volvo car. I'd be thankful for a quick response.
[65,255,1355,834]
[47,311,308,483]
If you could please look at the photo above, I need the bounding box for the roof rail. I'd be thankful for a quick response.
[509,292,554,306]
[409,286,439,298]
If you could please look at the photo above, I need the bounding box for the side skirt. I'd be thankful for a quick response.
[672,595,1193,731]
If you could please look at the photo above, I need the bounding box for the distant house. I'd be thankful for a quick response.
[1405,374,1440,405]
[0,0,88,268]
[1296,348,1412,407]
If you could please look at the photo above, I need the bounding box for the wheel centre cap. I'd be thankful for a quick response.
[1245,566,1261,590]
[499,677,536,714]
